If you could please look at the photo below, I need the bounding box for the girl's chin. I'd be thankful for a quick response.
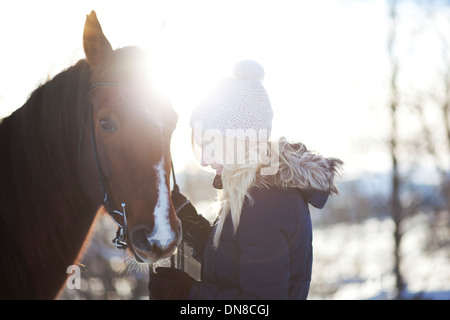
[211,167,223,176]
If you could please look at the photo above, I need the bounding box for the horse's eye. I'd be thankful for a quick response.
[99,118,118,132]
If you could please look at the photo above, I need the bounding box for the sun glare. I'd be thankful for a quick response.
[1,0,437,176]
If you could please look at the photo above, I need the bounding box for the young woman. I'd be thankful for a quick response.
[148,60,343,300]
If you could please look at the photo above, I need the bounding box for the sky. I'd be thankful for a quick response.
[0,0,448,178]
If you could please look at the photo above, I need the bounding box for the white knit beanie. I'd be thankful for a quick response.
[190,60,273,141]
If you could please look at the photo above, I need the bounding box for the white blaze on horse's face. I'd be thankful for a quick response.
[150,158,174,249]
[130,155,181,263]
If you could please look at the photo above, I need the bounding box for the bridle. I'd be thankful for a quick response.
[88,82,188,266]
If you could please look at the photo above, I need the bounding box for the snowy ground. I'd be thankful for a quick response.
[61,205,450,300]
[309,214,450,300]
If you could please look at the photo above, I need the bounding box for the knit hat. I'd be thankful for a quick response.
[190,60,273,141]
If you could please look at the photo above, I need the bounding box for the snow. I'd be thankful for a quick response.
[310,215,450,300]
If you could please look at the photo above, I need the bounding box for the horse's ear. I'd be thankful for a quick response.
[83,11,113,69]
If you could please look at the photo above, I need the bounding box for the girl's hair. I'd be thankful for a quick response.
[213,138,274,248]
[213,161,259,248]
[191,130,278,248]
[192,132,342,248]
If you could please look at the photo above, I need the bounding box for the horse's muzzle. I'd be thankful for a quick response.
[130,219,182,263]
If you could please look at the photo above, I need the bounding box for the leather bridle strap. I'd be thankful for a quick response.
[88,90,129,251]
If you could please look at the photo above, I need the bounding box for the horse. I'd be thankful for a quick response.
[0,11,181,299]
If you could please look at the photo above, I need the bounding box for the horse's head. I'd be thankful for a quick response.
[82,11,181,263]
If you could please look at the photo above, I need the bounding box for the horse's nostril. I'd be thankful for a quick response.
[131,227,154,252]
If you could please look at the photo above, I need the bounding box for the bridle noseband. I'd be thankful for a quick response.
[88,82,187,263]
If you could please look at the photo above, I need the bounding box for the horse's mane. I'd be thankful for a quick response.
[0,59,98,298]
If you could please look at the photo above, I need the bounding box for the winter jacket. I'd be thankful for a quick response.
[187,138,343,300]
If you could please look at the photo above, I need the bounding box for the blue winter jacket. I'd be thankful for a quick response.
[188,139,343,300]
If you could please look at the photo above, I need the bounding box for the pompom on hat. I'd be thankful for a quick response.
[190,60,273,141]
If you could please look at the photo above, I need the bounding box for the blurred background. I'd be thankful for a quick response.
[1,0,449,299]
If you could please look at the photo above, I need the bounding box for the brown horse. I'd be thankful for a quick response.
[0,11,181,299]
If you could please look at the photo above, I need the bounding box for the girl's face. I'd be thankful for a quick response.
[193,131,225,175]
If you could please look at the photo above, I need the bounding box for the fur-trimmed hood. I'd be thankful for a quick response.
[255,137,343,208]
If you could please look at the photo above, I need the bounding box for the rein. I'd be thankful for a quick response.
[88,82,187,269]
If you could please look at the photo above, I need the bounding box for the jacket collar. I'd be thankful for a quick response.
[255,137,343,196]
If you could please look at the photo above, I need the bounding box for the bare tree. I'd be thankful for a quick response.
[387,0,405,298]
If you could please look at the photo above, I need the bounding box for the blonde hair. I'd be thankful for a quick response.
[192,131,322,249]
[210,136,343,248]
[212,139,272,248]
[213,164,256,248]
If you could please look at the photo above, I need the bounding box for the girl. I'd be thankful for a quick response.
[149,60,343,300]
